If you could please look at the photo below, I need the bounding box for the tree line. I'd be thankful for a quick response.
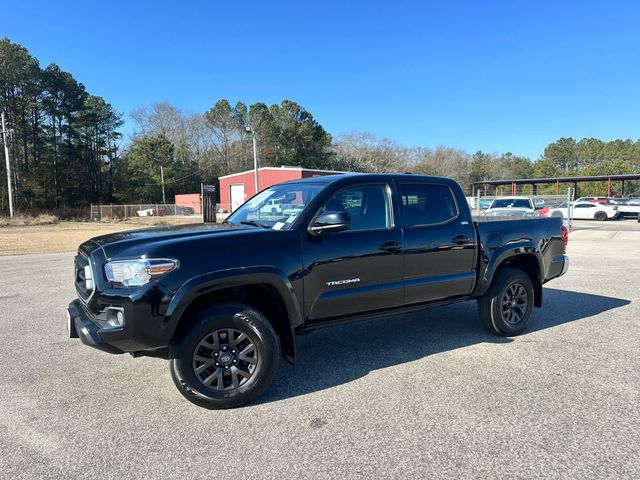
[0,38,123,213]
[1,38,640,214]
[116,98,334,203]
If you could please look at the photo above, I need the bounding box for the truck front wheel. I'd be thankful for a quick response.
[169,303,279,409]
[478,267,534,336]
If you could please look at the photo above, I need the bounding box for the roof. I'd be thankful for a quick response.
[488,196,532,200]
[278,172,356,183]
[280,172,461,186]
[218,166,347,180]
[474,173,640,186]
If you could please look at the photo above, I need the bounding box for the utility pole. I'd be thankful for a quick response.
[160,165,166,204]
[1,111,14,217]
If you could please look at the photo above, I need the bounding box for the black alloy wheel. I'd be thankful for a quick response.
[501,283,529,326]
[192,328,258,390]
[478,267,534,336]
[170,303,279,409]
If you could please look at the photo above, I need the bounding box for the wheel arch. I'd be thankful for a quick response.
[475,247,543,307]
[165,267,302,364]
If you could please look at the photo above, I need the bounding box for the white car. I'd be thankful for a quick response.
[484,196,538,217]
[259,199,289,215]
[617,201,640,218]
[136,208,155,216]
[573,196,609,204]
[547,202,618,221]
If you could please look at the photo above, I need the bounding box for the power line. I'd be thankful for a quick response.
[166,170,200,183]
[140,170,200,187]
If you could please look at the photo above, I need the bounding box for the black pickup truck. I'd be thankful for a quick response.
[68,173,569,408]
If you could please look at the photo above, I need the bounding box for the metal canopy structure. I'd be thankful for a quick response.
[473,173,640,196]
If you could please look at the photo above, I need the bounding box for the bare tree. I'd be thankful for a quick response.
[333,132,408,173]
[130,102,188,145]
[204,100,245,176]
[413,146,471,185]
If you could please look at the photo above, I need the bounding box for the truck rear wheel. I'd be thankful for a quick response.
[169,303,279,409]
[478,267,534,336]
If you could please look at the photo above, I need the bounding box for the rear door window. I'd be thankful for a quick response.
[398,183,458,226]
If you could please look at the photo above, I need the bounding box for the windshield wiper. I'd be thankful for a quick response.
[240,220,270,229]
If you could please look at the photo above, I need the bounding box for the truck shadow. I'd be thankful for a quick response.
[259,289,630,405]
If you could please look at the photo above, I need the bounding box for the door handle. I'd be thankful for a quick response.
[379,241,402,253]
[452,235,472,245]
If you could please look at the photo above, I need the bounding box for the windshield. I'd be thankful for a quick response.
[225,183,324,230]
[490,199,533,209]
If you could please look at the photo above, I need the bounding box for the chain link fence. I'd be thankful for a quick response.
[467,189,575,225]
[90,204,200,221]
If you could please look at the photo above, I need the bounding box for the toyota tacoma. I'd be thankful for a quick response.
[68,173,569,408]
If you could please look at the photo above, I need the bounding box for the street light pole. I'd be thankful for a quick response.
[252,132,259,193]
[1,111,14,217]
[246,125,259,193]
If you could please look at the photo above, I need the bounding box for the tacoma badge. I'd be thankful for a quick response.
[325,278,361,286]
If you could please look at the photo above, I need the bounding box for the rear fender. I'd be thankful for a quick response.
[474,242,543,300]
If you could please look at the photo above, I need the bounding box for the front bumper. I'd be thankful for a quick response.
[67,264,181,354]
[67,300,125,354]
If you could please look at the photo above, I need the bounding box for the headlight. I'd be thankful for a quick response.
[104,258,178,287]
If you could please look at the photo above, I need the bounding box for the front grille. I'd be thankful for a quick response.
[74,252,95,302]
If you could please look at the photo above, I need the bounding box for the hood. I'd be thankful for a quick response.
[83,222,258,258]
[486,208,536,217]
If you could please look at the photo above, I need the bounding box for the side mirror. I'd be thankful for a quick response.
[284,192,297,202]
[309,211,351,234]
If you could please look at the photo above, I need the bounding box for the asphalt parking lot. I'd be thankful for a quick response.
[1,223,638,479]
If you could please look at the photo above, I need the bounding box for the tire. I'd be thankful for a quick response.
[594,211,607,221]
[478,267,534,336]
[169,303,279,409]
[551,211,563,218]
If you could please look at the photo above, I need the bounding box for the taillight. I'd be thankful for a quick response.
[561,224,569,252]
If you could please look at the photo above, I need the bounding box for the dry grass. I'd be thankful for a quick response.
[0,217,202,256]
[0,214,59,227]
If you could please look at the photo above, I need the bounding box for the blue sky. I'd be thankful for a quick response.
[4,0,640,159]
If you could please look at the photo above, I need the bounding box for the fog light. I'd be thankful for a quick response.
[105,308,125,328]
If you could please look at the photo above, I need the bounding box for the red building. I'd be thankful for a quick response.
[175,193,202,214]
[219,166,341,212]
